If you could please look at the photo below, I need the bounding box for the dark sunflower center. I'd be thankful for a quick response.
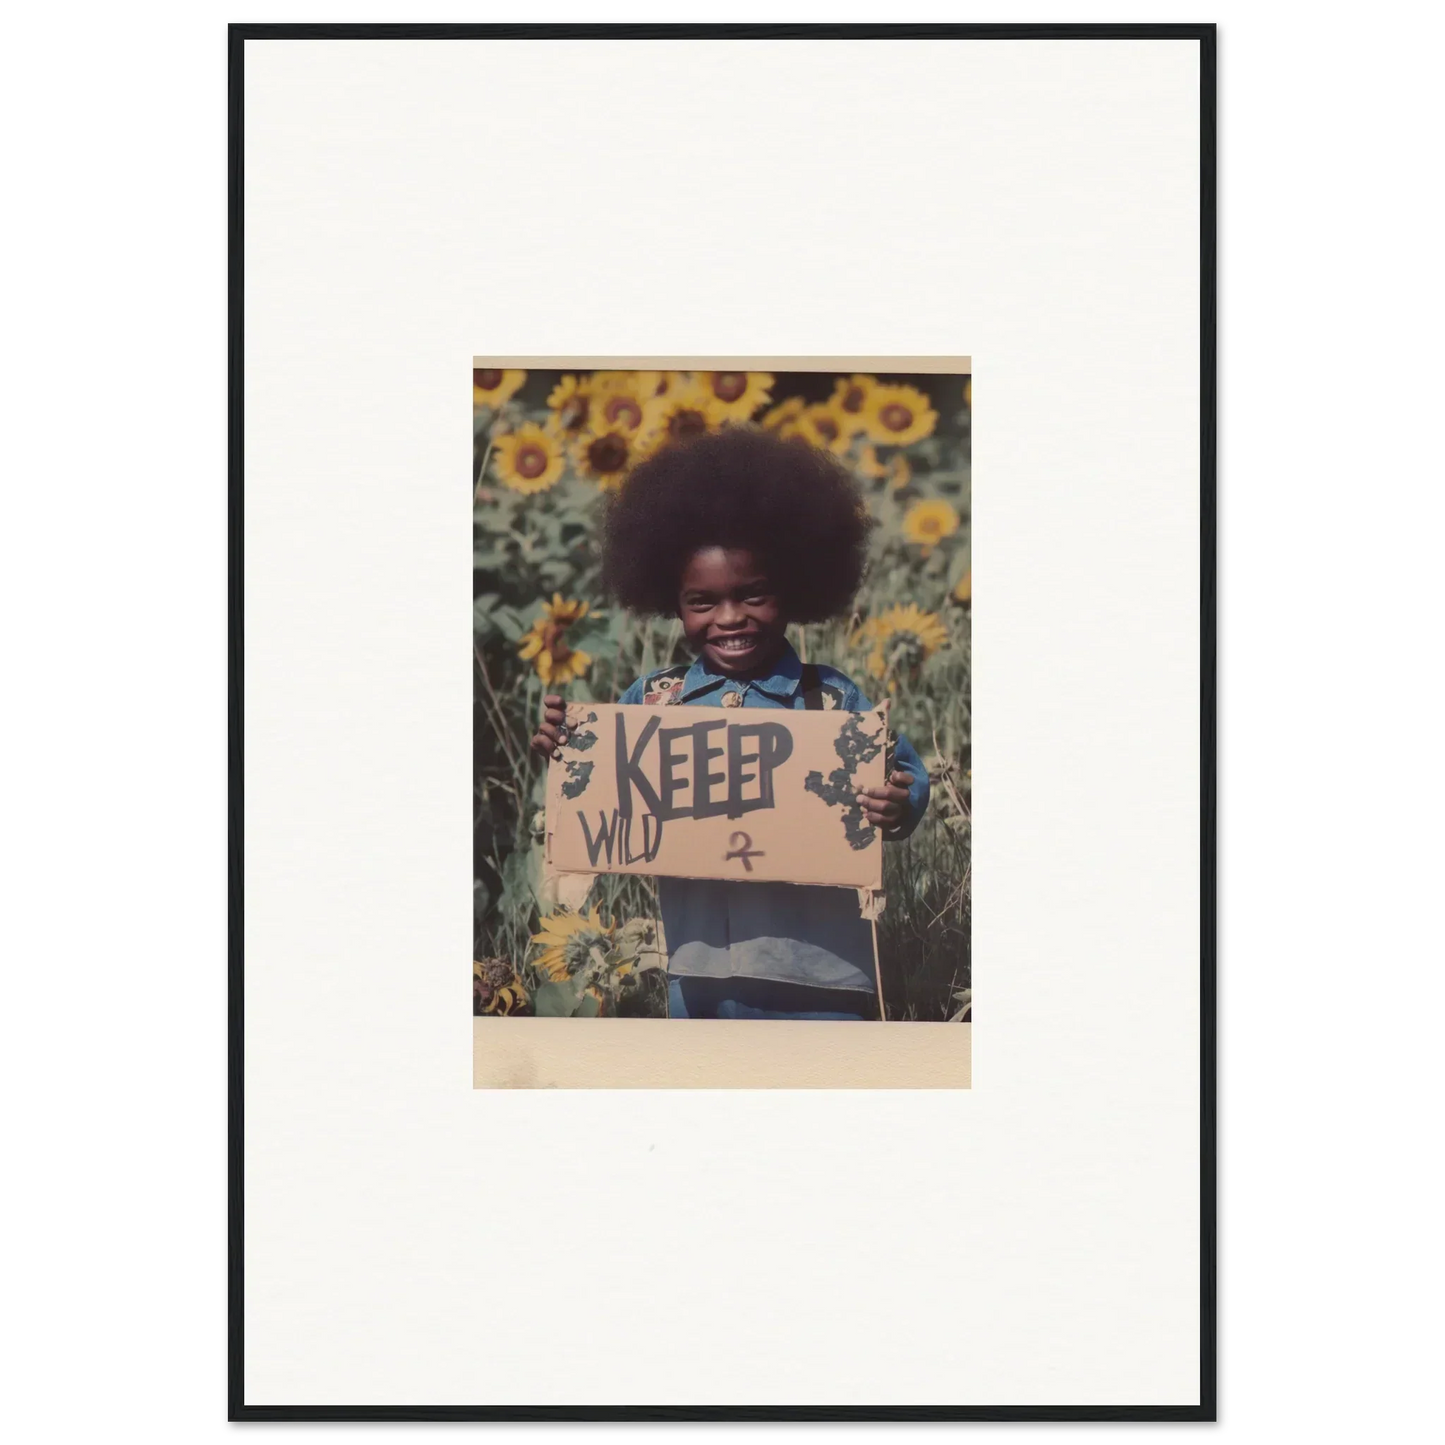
[559,397,588,430]
[669,408,708,439]
[880,403,913,432]
[539,620,572,658]
[590,434,630,472]
[474,368,503,390]
[890,634,927,668]
[564,933,601,968]
[712,372,747,402]
[843,385,865,412]
[815,415,838,441]
[516,445,548,479]
[603,396,643,429]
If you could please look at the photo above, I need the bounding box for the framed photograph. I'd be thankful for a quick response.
[232,23,1214,1420]
[470,359,974,1090]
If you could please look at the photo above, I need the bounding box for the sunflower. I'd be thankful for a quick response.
[854,603,949,685]
[474,957,529,1016]
[952,569,972,604]
[573,424,646,492]
[641,379,715,451]
[587,373,654,437]
[789,402,852,455]
[862,383,938,446]
[492,423,566,494]
[473,367,527,409]
[902,498,960,550]
[530,907,615,983]
[697,370,773,423]
[517,594,593,685]
[827,374,878,435]
[760,395,806,432]
[545,374,594,436]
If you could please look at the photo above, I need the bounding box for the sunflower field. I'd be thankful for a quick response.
[474,367,971,1021]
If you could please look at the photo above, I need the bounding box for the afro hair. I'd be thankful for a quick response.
[600,426,871,623]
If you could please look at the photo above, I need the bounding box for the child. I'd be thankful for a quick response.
[530,427,930,1020]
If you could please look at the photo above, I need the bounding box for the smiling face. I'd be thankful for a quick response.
[677,546,787,677]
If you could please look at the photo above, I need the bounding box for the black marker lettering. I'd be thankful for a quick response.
[614,713,662,821]
[657,726,692,820]
[577,810,621,866]
[691,719,730,820]
[753,722,793,808]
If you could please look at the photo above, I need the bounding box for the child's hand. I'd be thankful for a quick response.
[857,770,913,830]
[530,694,567,760]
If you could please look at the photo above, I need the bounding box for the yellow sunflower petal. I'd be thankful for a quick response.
[587,374,655,436]
[473,367,527,409]
[861,383,938,446]
[856,602,949,669]
[697,371,774,423]
[493,422,565,494]
[791,402,851,456]
[545,374,594,435]
[643,381,715,449]
[901,498,960,549]
[828,374,879,431]
[574,425,645,489]
[761,396,806,431]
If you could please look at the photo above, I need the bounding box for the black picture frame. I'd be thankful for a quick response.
[229,21,1216,1422]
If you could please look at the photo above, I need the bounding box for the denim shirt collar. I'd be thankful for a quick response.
[678,638,804,704]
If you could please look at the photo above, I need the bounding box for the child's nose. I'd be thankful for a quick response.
[715,600,745,625]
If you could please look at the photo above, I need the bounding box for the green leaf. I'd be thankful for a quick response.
[492,607,529,642]
[575,992,601,1018]
[534,981,582,1017]
[473,595,502,639]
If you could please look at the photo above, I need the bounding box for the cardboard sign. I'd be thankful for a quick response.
[545,701,889,889]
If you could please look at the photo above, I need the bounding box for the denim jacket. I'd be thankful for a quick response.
[618,642,929,993]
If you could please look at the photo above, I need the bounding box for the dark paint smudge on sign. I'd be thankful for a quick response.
[561,758,594,799]
[803,713,883,850]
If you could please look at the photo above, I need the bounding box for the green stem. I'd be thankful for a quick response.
[473,422,501,504]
